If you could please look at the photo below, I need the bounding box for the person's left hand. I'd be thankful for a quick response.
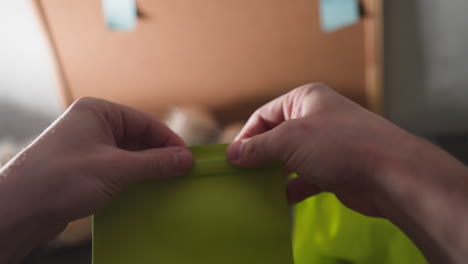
[0,97,193,262]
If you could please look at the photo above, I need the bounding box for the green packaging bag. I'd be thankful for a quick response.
[293,193,428,264]
[93,144,294,264]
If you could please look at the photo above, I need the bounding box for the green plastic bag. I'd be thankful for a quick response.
[94,143,427,264]
[293,193,428,264]
[93,144,294,264]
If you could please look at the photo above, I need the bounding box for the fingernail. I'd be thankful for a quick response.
[174,149,193,172]
[227,141,242,162]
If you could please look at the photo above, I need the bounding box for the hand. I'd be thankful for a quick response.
[227,83,468,263]
[0,97,193,262]
[227,83,412,216]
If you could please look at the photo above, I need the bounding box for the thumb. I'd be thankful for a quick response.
[227,130,281,168]
[120,147,193,185]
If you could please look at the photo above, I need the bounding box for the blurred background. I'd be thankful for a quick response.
[1,1,467,138]
[0,0,62,141]
[0,0,467,263]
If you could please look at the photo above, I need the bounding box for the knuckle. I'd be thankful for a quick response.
[310,82,330,90]
[68,97,103,115]
[242,139,257,157]
[146,151,173,177]
[297,83,330,95]
[242,136,266,159]
[148,152,164,172]
[296,83,338,113]
[72,96,100,109]
[70,97,114,114]
[68,97,115,122]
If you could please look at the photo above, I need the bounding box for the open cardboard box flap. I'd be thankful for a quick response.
[34,0,382,123]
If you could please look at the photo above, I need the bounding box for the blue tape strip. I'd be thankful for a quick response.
[102,0,137,31]
[320,0,360,33]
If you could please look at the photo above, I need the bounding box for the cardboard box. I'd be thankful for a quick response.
[33,0,382,123]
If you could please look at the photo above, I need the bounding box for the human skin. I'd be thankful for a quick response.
[1,84,467,263]
[0,97,193,263]
[227,83,468,264]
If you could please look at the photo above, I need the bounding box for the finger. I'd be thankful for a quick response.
[227,128,282,168]
[114,103,186,148]
[287,177,322,206]
[235,83,325,141]
[83,98,185,148]
[118,147,193,185]
[234,94,289,141]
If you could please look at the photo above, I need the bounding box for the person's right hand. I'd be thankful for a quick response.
[228,83,468,263]
[227,83,431,217]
